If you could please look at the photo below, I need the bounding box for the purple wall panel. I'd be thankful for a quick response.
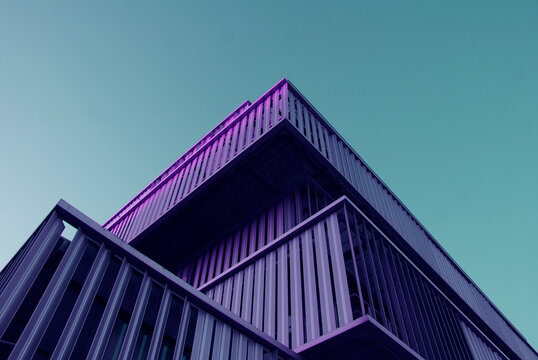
[231,272,244,318]
[193,196,516,359]
[97,79,533,359]
[241,265,254,323]
[277,243,289,347]
[52,245,110,359]
[312,222,336,334]
[301,229,320,342]
[264,251,276,338]
[289,237,304,348]
[222,277,233,310]
[326,214,352,326]
[7,232,88,359]
[251,258,265,331]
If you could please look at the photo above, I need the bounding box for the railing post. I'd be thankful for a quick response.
[343,203,366,316]
[0,211,64,337]
[172,301,192,360]
[146,286,171,360]
[52,244,111,359]
[117,273,152,360]
[8,231,88,360]
[86,259,131,359]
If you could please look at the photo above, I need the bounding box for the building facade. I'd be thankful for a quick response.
[0,79,536,359]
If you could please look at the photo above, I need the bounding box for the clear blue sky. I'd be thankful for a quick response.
[1,0,537,351]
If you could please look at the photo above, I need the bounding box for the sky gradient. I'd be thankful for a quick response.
[1,0,537,351]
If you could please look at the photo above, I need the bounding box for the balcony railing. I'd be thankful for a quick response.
[197,196,509,360]
[0,200,299,360]
[104,79,289,242]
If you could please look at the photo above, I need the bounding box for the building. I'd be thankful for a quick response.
[0,79,536,359]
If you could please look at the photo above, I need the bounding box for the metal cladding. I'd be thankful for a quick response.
[183,195,511,359]
[0,201,297,360]
[0,79,536,359]
[102,79,534,359]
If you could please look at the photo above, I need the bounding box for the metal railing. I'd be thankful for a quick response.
[284,82,535,360]
[198,196,510,360]
[0,200,300,360]
[100,77,535,359]
[104,80,289,242]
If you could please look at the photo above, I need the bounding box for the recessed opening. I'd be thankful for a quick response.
[61,221,78,241]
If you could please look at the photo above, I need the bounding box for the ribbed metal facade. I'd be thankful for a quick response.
[189,195,509,359]
[0,79,535,359]
[100,79,534,360]
[0,202,298,360]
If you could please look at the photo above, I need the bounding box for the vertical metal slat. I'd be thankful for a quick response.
[241,265,254,323]
[0,212,64,337]
[117,273,152,360]
[301,230,320,341]
[86,259,131,359]
[289,236,304,348]
[251,258,265,330]
[7,231,88,360]
[326,214,353,326]
[277,243,289,346]
[145,288,172,360]
[263,252,276,338]
[313,222,336,333]
[52,244,111,360]
[172,302,191,360]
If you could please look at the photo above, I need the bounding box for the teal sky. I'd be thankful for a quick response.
[1,0,537,351]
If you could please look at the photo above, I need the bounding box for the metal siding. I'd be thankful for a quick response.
[146,288,172,360]
[7,232,88,359]
[241,264,254,323]
[295,97,304,136]
[326,214,352,327]
[277,243,289,346]
[289,236,304,348]
[222,234,234,272]
[52,245,110,360]
[312,222,336,334]
[87,259,132,360]
[263,251,276,338]
[94,79,532,359]
[301,230,320,341]
[117,273,152,360]
[251,257,265,330]
[231,271,243,316]
[0,212,64,336]
[222,277,233,311]
[263,95,271,134]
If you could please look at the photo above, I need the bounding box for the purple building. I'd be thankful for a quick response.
[0,79,535,359]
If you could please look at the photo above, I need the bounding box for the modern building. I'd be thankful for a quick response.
[0,79,535,360]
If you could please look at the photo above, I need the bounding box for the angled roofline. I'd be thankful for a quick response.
[285,79,535,357]
[103,79,287,229]
[100,78,536,358]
